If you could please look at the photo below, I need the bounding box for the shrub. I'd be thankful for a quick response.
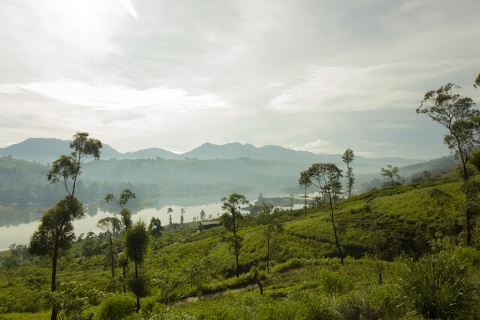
[318,269,353,294]
[97,294,137,320]
[398,252,478,319]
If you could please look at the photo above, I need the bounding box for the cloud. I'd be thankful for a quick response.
[0,79,231,111]
[268,59,480,113]
[372,121,412,129]
[288,139,336,154]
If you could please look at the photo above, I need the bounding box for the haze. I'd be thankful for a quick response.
[1,0,480,159]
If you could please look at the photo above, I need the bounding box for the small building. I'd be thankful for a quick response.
[199,220,221,231]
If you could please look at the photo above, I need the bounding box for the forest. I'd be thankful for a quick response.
[1,77,480,320]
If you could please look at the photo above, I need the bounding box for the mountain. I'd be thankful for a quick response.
[0,138,427,174]
[0,138,122,163]
[121,148,182,160]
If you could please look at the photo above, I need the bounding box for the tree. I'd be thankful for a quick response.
[105,189,136,231]
[167,207,173,226]
[299,170,311,217]
[220,193,249,278]
[342,149,355,197]
[255,202,284,273]
[306,163,344,264]
[29,132,101,320]
[125,220,150,313]
[148,217,163,238]
[200,209,206,220]
[380,165,400,187]
[180,208,185,225]
[417,82,480,245]
[97,217,121,292]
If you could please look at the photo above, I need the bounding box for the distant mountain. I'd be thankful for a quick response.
[182,142,327,162]
[0,138,122,164]
[0,138,428,174]
[121,148,182,160]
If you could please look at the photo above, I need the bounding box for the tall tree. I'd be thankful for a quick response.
[97,217,121,292]
[255,203,284,273]
[125,220,150,313]
[220,193,249,278]
[417,82,480,245]
[299,170,311,217]
[29,132,101,320]
[167,207,173,226]
[306,163,344,264]
[180,208,185,225]
[342,149,355,197]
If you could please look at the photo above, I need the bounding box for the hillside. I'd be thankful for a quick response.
[2,179,479,319]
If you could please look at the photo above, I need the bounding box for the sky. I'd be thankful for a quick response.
[0,0,479,159]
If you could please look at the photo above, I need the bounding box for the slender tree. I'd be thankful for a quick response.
[97,217,121,292]
[342,149,355,197]
[29,132,101,320]
[417,82,480,245]
[256,202,284,273]
[299,170,311,217]
[167,207,173,226]
[380,165,400,187]
[180,208,185,225]
[105,189,136,226]
[306,163,344,264]
[220,193,249,278]
[125,220,150,313]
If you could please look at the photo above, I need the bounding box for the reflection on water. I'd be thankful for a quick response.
[0,192,296,251]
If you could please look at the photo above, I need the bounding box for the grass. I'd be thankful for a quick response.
[2,179,479,319]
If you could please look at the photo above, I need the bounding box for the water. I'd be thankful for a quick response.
[0,193,301,251]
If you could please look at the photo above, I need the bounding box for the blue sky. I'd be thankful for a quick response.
[0,0,479,159]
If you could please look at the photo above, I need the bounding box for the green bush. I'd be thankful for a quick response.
[398,252,478,319]
[96,294,137,320]
[318,269,353,294]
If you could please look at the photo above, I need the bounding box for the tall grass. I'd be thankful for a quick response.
[398,251,479,319]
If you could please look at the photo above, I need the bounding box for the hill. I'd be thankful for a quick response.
[0,138,426,174]
[2,179,478,319]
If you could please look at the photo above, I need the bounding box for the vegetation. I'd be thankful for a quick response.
[2,73,480,319]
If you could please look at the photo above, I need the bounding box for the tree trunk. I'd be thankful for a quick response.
[135,260,140,313]
[304,188,307,217]
[51,243,59,320]
[109,233,115,293]
[329,199,344,265]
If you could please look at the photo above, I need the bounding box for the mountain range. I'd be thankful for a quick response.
[0,138,426,174]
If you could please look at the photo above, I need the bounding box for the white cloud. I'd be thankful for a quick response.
[1,79,231,111]
[372,121,412,129]
[288,139,337,154]
[268,60,480,113]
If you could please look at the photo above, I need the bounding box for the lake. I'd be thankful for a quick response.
[0,193,303,251]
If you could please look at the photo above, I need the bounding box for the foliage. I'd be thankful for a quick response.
[96,294,137,320]
[380,164,400,187]
[220,193,249,278]
[398,252,479,319]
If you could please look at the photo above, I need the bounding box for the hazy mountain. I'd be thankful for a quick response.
[121,148,182,160]
[0,138,428,173]
[0,138,121,163]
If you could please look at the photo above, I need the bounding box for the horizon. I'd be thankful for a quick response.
[2,136,446,161]
[1,1,479,159]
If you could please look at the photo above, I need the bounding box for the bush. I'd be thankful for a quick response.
[318,269,353,294]
[97,294,137,320]
[398,252,478,319]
